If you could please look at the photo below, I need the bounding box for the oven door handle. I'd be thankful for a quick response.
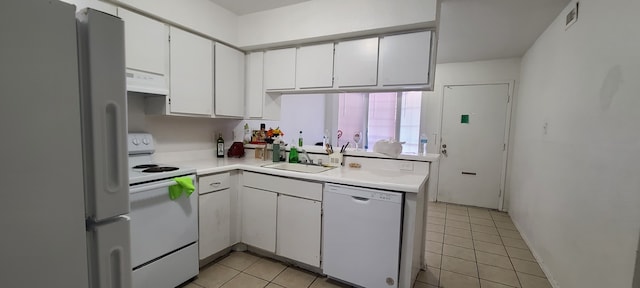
[129,176,194,195]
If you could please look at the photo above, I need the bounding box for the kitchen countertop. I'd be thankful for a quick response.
[164,156,429,193]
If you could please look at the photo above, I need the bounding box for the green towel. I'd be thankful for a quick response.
[169,177,195,200]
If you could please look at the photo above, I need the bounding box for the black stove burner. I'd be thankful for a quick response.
[142,166,179,173]
[133,164,159,169]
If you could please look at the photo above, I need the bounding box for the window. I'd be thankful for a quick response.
[337,91,422,153]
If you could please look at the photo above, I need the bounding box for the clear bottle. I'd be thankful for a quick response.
[216,133,225,158]
[419,133,428,155]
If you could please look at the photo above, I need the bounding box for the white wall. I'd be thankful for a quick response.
[114,0,238,45]
[60,0,116,13]
[509,1,640,287]
[237,0,438,49]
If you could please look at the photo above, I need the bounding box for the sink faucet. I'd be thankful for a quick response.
[300,149,314,165]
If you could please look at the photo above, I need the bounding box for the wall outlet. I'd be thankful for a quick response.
[399,162,414,171]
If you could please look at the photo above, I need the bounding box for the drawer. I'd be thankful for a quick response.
[199,172,231,194]
[243,171,322,201]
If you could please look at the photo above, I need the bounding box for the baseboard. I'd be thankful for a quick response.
[510,217,560,288]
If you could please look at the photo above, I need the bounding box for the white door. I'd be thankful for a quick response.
[296,43,334,89]
[263,48,296,90]
[241,187,277,253]
[276,194,321,267]
[214,43,245,117]
[198,189,231,260]
[438,84,510,209]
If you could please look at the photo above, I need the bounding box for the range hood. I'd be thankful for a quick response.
[126,69,168,95]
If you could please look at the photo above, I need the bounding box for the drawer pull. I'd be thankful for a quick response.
[461,172,477,175]
[209,182,221,186]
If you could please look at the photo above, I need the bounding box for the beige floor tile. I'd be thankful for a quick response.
[443,244,476,262]
[491,214,513,224]
[428,217,446,225]
[471,224,499,235]
[510,259,545,278]
[429,201,447,208]
[446,219,472,230]
[309,277,352,288]
[474,241,508,256]
[194,264,241,288]
[470,217,496,227]
[272,267,317,288]
[416,266,440,286]
[184,283,204,288]
[447,209,470,217]
[498,229,523,240]
[505,246,535,262]
[265,284,286,288]
[447,213,470,222]
[475,251,513,270]
[447,204,469,212]
[472,231,503,245]
[427,223,445,233]
[427,231,444,243]
[480,279,517,288]
[444,234,474,249]
[428,211,446,219]
[426,240,443,254]
[220,273,268,288]
[501,237,528,249]
[439,270,480,288]
[426,251,442,268]
[445,226,472,239]
[468,210,493,220]
[477,263,520,287]
[441,255,478,277]
[217,252,261,271]
[414,281,438,288]
[243,257,287,281]
[494,221,518,231]
[517,272,552,288]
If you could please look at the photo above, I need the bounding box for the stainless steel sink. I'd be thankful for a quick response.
[261,162,336,173]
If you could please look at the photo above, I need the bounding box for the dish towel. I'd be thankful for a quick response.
[169,177,195,200]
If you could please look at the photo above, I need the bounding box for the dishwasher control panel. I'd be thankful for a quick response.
[324,184,403,203]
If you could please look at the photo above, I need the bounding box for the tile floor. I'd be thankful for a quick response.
[182,251,352,288]
[416,202,552,288]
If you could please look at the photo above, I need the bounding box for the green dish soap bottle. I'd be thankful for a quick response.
[289,140,299,163]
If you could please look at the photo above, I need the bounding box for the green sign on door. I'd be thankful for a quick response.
[461,114,469,124]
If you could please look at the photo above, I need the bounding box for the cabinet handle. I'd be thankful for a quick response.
[209,182,221,186]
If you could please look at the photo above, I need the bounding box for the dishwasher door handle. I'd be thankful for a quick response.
[352,196,371,202]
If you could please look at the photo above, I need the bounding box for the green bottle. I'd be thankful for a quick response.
[298,131,303,147]
[289,141,299,163]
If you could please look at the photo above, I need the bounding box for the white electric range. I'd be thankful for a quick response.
[127,133,198,288]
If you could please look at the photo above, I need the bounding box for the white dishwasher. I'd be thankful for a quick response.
[323,183,403,288]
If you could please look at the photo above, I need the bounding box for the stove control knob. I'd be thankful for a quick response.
[132,138,140,145]
[142,138,150,145]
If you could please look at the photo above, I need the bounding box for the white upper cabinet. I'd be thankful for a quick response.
[379,31,432,86]
[169,27,213,116]
[245,52,264,118]
[334,37,379,87]
[118,8,167,75]
[263,48,296,90]
[214,43,245,118]
[295,43,334,89]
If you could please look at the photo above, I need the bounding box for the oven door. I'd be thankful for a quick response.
[129,175,197,268]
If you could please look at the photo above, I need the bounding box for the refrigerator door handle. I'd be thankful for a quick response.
[91,216,132,288]
[105,102,124,192]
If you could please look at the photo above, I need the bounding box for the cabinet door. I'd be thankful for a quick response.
[263,48,296,90]
[241,187,277,253]
[296,43,334,89]
[169,27,213,116]
[214,43,245,117]
[379,31,432,86]
[276,194,321,267]
[334,37,379,87]
[198,189,231,260]
[245,52,264,118]
[118,8,167,75]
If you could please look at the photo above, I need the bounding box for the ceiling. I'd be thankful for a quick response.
[437,0,570,63]
[210,0,310,15]
[210,0,571,63]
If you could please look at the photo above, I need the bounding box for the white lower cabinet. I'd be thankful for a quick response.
[276,194,321,267]
[198,189,231,260]
[241,186,277,253]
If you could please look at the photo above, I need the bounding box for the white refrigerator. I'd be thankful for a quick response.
[0,1,131,288]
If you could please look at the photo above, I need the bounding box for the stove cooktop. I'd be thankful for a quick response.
[128,163,196,186]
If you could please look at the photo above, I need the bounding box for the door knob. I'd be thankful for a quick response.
[442,144,447,148]
[441,149,447,156]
